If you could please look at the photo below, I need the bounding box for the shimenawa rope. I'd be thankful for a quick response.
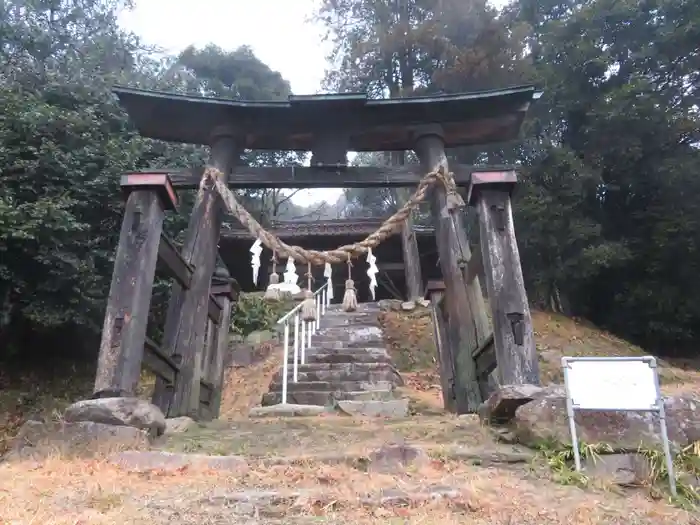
[200,164,463,266]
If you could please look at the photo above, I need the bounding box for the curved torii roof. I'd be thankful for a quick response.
[113,85,541,150]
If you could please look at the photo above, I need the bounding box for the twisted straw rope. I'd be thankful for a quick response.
[202,165,463,265]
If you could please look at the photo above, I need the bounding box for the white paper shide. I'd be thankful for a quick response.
[366,248,378,300]
[249,239,262,286]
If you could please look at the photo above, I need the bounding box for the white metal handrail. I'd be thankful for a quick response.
[276,281,331,404]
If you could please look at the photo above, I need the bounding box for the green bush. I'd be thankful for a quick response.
[230,293,302,337]
[230,293,277,337]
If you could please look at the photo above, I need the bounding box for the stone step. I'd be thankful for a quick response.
[269,380,394,393]
[261,389,394,406]
[289,345,390,356]
[320,315,379,327]
[336,399,410,418]
[315,326,383,339]
[288,349,392,365]
[306,340,385,351]
[272,363,402,385]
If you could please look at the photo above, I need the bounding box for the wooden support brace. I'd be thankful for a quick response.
[207,268,236,419]
[414,130,482,413]
[425,281,456,412]
[469,171,541,386]
[152,133,239,418]
[93,174,177,398]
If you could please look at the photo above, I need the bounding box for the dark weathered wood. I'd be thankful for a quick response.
[208,273,236,419]
[472,333,497,400]
[425,280,446,294]
[208,295,222,325]
[153,134,238,418]
[114,84,540,150]
[464,241,484,285]
[131,165,517,189]
[414,132,482,413]
[143,338,179,384]
[390,152,423,300]
[474,182,540,386]
[156,234,226,326]
[266,261,407,275]
[120,173,178,211]
[157,235,193,288]
[428,290,457,412]
[199,379,214,406]
[93,185,172,398]
[210,282,240,301]
[467,170,518,205]
[400,221,423,299]
[452,212,491,349]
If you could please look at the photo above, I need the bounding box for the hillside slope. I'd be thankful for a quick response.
[378,305,700,411]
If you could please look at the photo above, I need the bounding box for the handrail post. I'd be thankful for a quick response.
[293,313,300,382]
[315,294,321,332]
[300,320,307,365]
[282,321,290,404]
[307,320,312,349]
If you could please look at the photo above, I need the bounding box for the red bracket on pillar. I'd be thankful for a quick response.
[121,173,179,211]
[466,170,518,207]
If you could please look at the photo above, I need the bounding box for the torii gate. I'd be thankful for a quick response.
[91,84,542,419]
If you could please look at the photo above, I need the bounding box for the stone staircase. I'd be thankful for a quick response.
[260,302,409,417]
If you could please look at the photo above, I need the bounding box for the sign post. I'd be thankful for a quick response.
[561,356,676,496]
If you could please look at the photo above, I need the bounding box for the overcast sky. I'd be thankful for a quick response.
[118,0,506,206]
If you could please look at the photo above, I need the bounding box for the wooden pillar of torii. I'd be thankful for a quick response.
[392,151,423,301]
[152,128,239,418]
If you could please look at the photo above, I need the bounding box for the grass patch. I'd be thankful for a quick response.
[534,438,700,509]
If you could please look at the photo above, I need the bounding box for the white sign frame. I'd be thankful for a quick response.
[561,356,676,496]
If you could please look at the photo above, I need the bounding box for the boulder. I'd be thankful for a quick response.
[401,300,416,312]
[109,450,249,473]
[479,384,564,424]
[165,416,197,434]
[367,442,429,473]
[64,397,166,436]
[582,453,652,486]
[5,420,149,460]
[513,390,700,451]
[378,299,402,311]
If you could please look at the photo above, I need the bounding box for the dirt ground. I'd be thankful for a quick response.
[0,421,696,524]
[1,306,699,524]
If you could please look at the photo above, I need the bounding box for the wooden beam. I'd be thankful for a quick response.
[472,333,497,400]
[266,261,407,274]
[425,280,446,297]
[153,134,239,418]
[199,379,213,406]
[92,177,176,398]
[428,289,457,413]
[129,165,516,189]
[415,131,482,413]
[120,173,178,211]
[157,235,193,288]
[473,173,540,387]
[464,242,484,285]
[207,271,236,419]
[156,234,224,326]
[143,338,179,384]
